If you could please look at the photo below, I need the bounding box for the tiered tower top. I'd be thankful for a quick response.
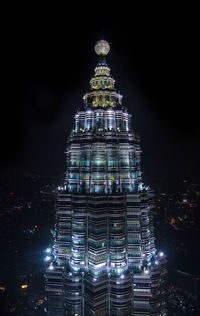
[83,40,122,108]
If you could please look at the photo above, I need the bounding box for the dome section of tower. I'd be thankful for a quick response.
[94,40,110,56]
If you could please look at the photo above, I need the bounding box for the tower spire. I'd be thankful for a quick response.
[94,39,110,56]
[83,39,122,108]
[94,39,110,65]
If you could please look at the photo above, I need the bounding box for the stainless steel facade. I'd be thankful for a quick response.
[45,40,167,316]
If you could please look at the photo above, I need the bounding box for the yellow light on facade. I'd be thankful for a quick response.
[110,177,115,180]
[21,284,28,289]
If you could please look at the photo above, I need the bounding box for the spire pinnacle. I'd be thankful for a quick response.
[82,40,122,108]
[94,40,110,56]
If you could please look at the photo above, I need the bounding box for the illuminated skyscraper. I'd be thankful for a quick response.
[45,40,167,316]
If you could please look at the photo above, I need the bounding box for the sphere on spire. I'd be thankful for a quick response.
[94,40,110,56]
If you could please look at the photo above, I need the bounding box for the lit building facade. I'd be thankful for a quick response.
[45,40,167,316]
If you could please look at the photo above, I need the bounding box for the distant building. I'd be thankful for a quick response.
[174,270,200,300]
[45,40,167,315]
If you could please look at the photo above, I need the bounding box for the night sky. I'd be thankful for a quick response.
[1,6,200,189]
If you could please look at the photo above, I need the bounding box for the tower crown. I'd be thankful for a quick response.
[83,40,122,108]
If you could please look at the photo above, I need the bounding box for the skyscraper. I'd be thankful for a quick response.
[45,40,167,316]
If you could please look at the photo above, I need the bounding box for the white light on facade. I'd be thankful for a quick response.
[48,264,54,270]
[72,266,80,271]
[44,256,51,262]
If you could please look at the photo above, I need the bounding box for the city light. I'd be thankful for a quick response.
[159,251,164,257]
[0,286,6,291]
[46,248,51,253]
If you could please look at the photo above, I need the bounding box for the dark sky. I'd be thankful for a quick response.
[1,6,200,188]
